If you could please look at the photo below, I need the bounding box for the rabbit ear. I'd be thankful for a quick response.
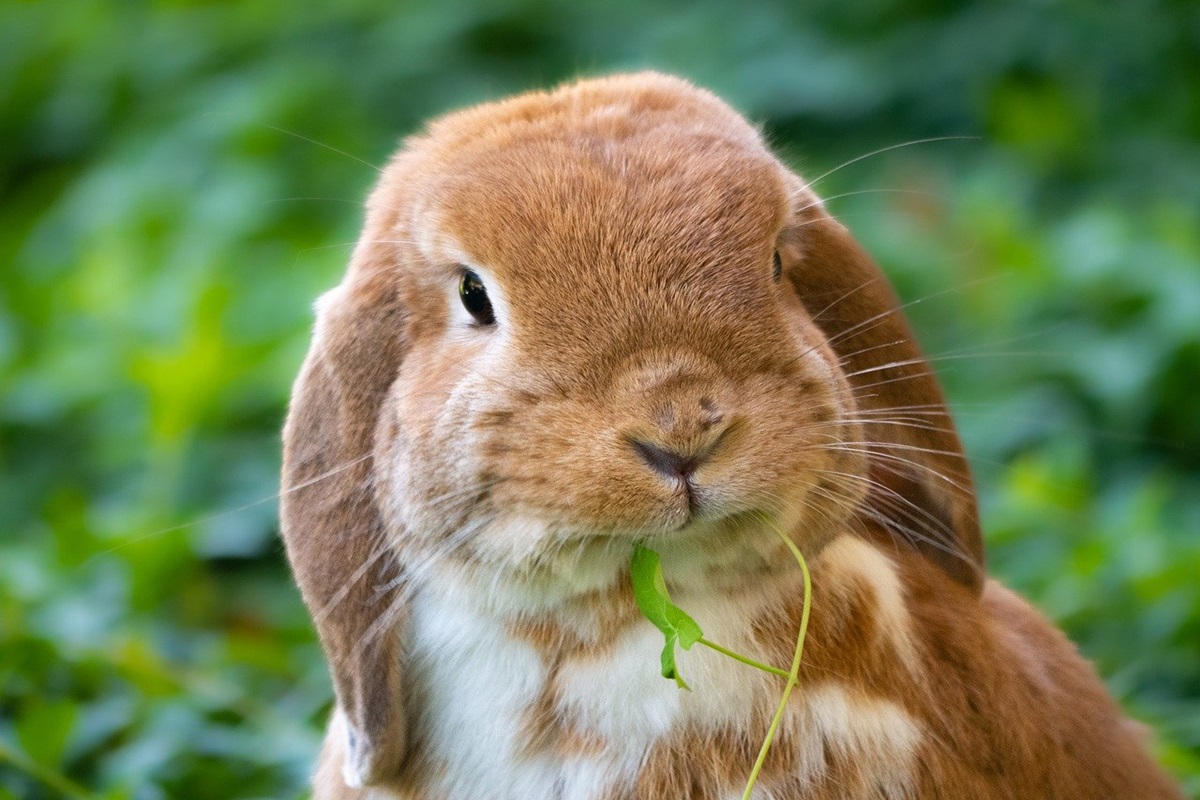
[280,205,410,787]
[781,183,985,593]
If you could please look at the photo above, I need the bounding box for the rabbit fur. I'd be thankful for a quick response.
[280,72,1183,799]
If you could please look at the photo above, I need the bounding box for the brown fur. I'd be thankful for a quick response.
[281,72,1182,798]
[620,537,1181,799]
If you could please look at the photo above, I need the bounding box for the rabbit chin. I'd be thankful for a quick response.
[400,494,833,621]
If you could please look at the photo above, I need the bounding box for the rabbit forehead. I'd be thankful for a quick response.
[432,132,786,273]
[404,71,788,286]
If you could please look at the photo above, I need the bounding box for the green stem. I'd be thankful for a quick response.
[0,740,95,800]
[741,517,813,800]
[697,638,790,678]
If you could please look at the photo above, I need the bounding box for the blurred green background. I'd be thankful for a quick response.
[2,1,1198,797]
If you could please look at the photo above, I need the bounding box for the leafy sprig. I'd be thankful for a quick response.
[630,544,704,689]
[630,516,812,800]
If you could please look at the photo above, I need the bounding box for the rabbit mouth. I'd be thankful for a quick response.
[417,508,800,602]
[652,475,707,530]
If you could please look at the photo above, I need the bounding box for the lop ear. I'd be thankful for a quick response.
[280,197,410,787]
[781,179,985,593]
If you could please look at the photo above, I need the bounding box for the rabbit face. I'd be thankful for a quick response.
[366,99,866,600]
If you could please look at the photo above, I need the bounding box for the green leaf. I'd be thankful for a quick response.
[631,543,704,690]
[15,699,77,769]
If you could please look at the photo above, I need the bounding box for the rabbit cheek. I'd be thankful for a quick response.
[784,319,869,509]
[376,346,498,548]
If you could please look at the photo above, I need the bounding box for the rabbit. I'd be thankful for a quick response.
[280,72,1184,799]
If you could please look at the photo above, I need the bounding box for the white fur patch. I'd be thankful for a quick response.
[819,536,919,667]
[310,284,347,352]
[789,683,923,796]
[405,579,552,798]
[405,574,642,800]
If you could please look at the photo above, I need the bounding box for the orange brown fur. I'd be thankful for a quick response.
[281,72,1183,798]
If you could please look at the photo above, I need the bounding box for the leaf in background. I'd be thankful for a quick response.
[15,699,77,769]
[630,543,703,690]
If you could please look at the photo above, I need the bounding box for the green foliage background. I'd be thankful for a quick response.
[2,1,1198,797]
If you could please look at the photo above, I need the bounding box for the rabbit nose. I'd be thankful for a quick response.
[631,440,707,481]
[626,390,735,482]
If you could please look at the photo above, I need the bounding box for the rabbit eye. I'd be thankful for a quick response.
[459,269,496,326]
[772,251,783,282]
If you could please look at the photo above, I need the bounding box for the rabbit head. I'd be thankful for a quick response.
[280,71,982,787]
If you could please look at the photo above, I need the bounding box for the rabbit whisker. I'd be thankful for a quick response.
[814,469,978,572]
[259,122,383,173]
[835,416,957,436]
[815,484,970,575]
[799,136,977,193]
[311,545,394,625]
[90,453,375,560]
[813,442,976,492]
[315,477,506,622]
[805,277,882,325]
[819,272,1006,359]
[789,188,945,222]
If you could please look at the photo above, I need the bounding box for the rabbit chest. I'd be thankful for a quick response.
[393,538,924,800]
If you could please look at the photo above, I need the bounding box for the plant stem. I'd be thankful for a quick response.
[697,638,790,678]
[740,518,812,800]
[0,740,95,800]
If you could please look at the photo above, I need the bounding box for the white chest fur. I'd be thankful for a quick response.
[402,574,781,800]
[405,583,569,799]
[398,540,923,800]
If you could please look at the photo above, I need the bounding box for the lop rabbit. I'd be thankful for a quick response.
[281,72,1183,799]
